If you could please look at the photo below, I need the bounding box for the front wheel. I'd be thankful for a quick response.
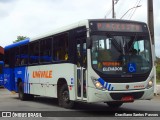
[106,102,123,108]
[58,84,74,109]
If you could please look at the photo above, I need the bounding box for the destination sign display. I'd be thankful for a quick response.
[96,22,144,32]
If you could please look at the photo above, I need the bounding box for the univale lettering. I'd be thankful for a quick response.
[32,70,52,78]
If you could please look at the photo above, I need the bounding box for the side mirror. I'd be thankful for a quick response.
[86,37,92,49]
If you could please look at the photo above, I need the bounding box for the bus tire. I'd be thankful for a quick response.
[106,102,123,108]
[27,94,34,100]
[58,84,74,109]
[18,82,27,101]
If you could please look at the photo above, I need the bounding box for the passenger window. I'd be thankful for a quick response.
[29,41,39,64]
[20,45,28,65]
[0,64,3,74]
[4,50,9,67]
[52,33,69,61]
[40,38,52,63]
[15,47,20,66]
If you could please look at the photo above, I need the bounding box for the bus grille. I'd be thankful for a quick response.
[110,92,144,100]
[101,75,148,83]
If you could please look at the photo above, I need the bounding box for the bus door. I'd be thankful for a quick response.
[76,38,87,100]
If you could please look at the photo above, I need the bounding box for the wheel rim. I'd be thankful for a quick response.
[62,90,69,103]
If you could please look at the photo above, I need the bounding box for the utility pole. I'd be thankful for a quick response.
[148,0,155,45]
[147,0,156,95]
[112,0,115,18]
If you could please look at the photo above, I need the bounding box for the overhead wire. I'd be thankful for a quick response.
[127,0,139,19]
[129,0,142,20]
[105,7,112,18]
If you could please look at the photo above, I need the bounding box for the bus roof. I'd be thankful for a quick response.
[4,20,89,50]
[0,46,4,54]
[4,39,29,50]
[30,19,89,42]
[30,19,146,42]
[4,19,147,50]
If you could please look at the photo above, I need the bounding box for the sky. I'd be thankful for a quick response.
[0,0,160,57]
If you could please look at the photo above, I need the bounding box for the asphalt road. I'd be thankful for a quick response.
[0,87,160,120]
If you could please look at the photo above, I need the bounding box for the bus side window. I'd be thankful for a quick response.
[20,45,28,65]
[83,43,87,67]
[40,37,52,63]
[15,47,20,66]
[0,64,3,74]
[29,41,39,64]
[4,50,9,67]
[77,44,81,67]
[52,33,69,61]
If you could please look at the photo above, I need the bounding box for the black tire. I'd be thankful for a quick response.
[58,84,74,109]
[18,82,34,101]
[18,82,27,100]
[106,102,123,108]
[27,94,34,100]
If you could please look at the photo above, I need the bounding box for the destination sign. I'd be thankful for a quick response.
[97,22,143,32]
[102,61,122,67]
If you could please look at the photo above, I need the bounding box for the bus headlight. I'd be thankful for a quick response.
[148,80,153,86]
[95,81,103,89]
[146,77,154,89]
[91,77,103,90]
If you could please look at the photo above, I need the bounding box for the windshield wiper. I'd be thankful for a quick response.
[106,33,122,53]
[122,36,126,55]
[127,33,138,54]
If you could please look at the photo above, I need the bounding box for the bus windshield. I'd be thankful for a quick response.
[91,33,152,75]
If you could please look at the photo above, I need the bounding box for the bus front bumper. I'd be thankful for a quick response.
[87,86,154,103]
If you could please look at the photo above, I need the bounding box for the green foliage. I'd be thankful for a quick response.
[156,57,160,83]
[156,64,160,83]
[13,36,29,43]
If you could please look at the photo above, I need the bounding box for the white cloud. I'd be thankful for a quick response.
[0,0,160,56]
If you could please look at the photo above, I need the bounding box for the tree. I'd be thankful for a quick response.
[156,56,160,83]
[13,36,29,43]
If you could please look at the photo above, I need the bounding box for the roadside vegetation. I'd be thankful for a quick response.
[156,57,160,84]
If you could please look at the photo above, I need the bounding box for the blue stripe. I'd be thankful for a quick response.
[105,82,108,89]
[108,84,111,91]
[27,71,30,94]
[111,87,114,91]
[98,77,114,91]
[98,78,105,86]
[4,39,29,50]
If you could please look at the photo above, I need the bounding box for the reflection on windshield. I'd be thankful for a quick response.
[91,34,152,75]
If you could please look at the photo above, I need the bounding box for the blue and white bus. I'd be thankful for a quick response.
[3,19,154,108]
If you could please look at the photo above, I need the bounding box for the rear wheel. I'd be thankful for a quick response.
[58,84,74,109]
[106,102,123,108]
[18,82,34,101]
[18,82,27,100]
